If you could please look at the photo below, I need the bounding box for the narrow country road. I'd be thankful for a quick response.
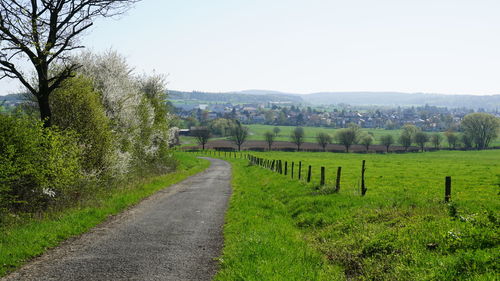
[2,158,231,281]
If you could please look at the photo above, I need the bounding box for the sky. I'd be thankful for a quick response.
[1,0,500,95]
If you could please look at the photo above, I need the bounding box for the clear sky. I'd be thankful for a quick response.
[1,0,499,95]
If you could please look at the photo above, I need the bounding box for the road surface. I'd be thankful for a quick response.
[2,157,231,281]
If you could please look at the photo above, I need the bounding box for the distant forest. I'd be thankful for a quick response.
[4,90,500,110]
[169,90,500,110]
[169,90,302,104]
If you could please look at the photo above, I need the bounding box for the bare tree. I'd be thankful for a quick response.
[264,131,275,151]
[191,127,211,150]
[0,0,138,127]
[290,127,305,151]
[316,132,331,152]
[380,134,394,153]
[230,123,248,151]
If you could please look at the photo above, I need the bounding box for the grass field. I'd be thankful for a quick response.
[201,150,499,280]
[0,153,209,277]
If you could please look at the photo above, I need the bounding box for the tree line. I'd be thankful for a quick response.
[191,113,499,152]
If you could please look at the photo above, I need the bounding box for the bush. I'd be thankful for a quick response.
[51,76,114,176]
[0,114,82,216]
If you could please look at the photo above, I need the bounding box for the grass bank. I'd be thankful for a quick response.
[205,150,499,280]
[0,153,209,277]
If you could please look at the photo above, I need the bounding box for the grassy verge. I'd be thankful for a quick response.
[213,157,336,281]
[0,153,209,277]
[207,150,499,280]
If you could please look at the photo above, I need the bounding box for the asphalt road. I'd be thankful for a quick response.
[2,157,231,281]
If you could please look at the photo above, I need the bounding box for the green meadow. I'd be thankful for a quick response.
[205,150,499,280]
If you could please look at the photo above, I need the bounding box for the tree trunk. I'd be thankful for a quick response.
[38,94,52,128]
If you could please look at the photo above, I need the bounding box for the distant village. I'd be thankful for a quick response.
[174,101,500,132]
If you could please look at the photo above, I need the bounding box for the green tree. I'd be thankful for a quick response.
[461,113,500,149]
[334,124,360,153]
[230,123,249,151]
[401,124,419,138]
[399,124,419,151]
[191,127,211,150]
[430,133,442,150]
[398,132,413,151]
[380,134,395,153]
[360,133,374,152]
[316,132,332,152]
[290,127,305,151]
[264,111,275,124]
[461,133,473,150]
[264,131,275,151]
[273,127,281,137]
[0,114,81,213]
[414,132,429,152]
[445,131,458,149]
[50,76,113,175]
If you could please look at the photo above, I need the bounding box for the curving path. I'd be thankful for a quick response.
[2,158,231,281]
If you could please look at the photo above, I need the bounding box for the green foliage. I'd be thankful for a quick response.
[379,134,395,152]
[209,118,236,137]
[334,125,360,152]
[414,131,429,152]
[431,133,443,149]
[461,113,500,149]
[0,153,209,277]
[359,133,374,151]
[264,131,275,150]
[290,127,306,151]
[316,132,332,151]
[229,123,249,151]
[50,76,114,175]
[445,131,459,149]
[0,114,82,216]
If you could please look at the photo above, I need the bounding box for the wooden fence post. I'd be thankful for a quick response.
[445,176,452,202]
[291,162,294,179]
[335,167,342,192]
[307,165,312,183]
[320,166,325,186]
[298,161,302,180]
[361,160,367,196]
[284,161,288,176]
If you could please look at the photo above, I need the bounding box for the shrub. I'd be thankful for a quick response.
[51,75,114,176]
[0,114,82,216]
